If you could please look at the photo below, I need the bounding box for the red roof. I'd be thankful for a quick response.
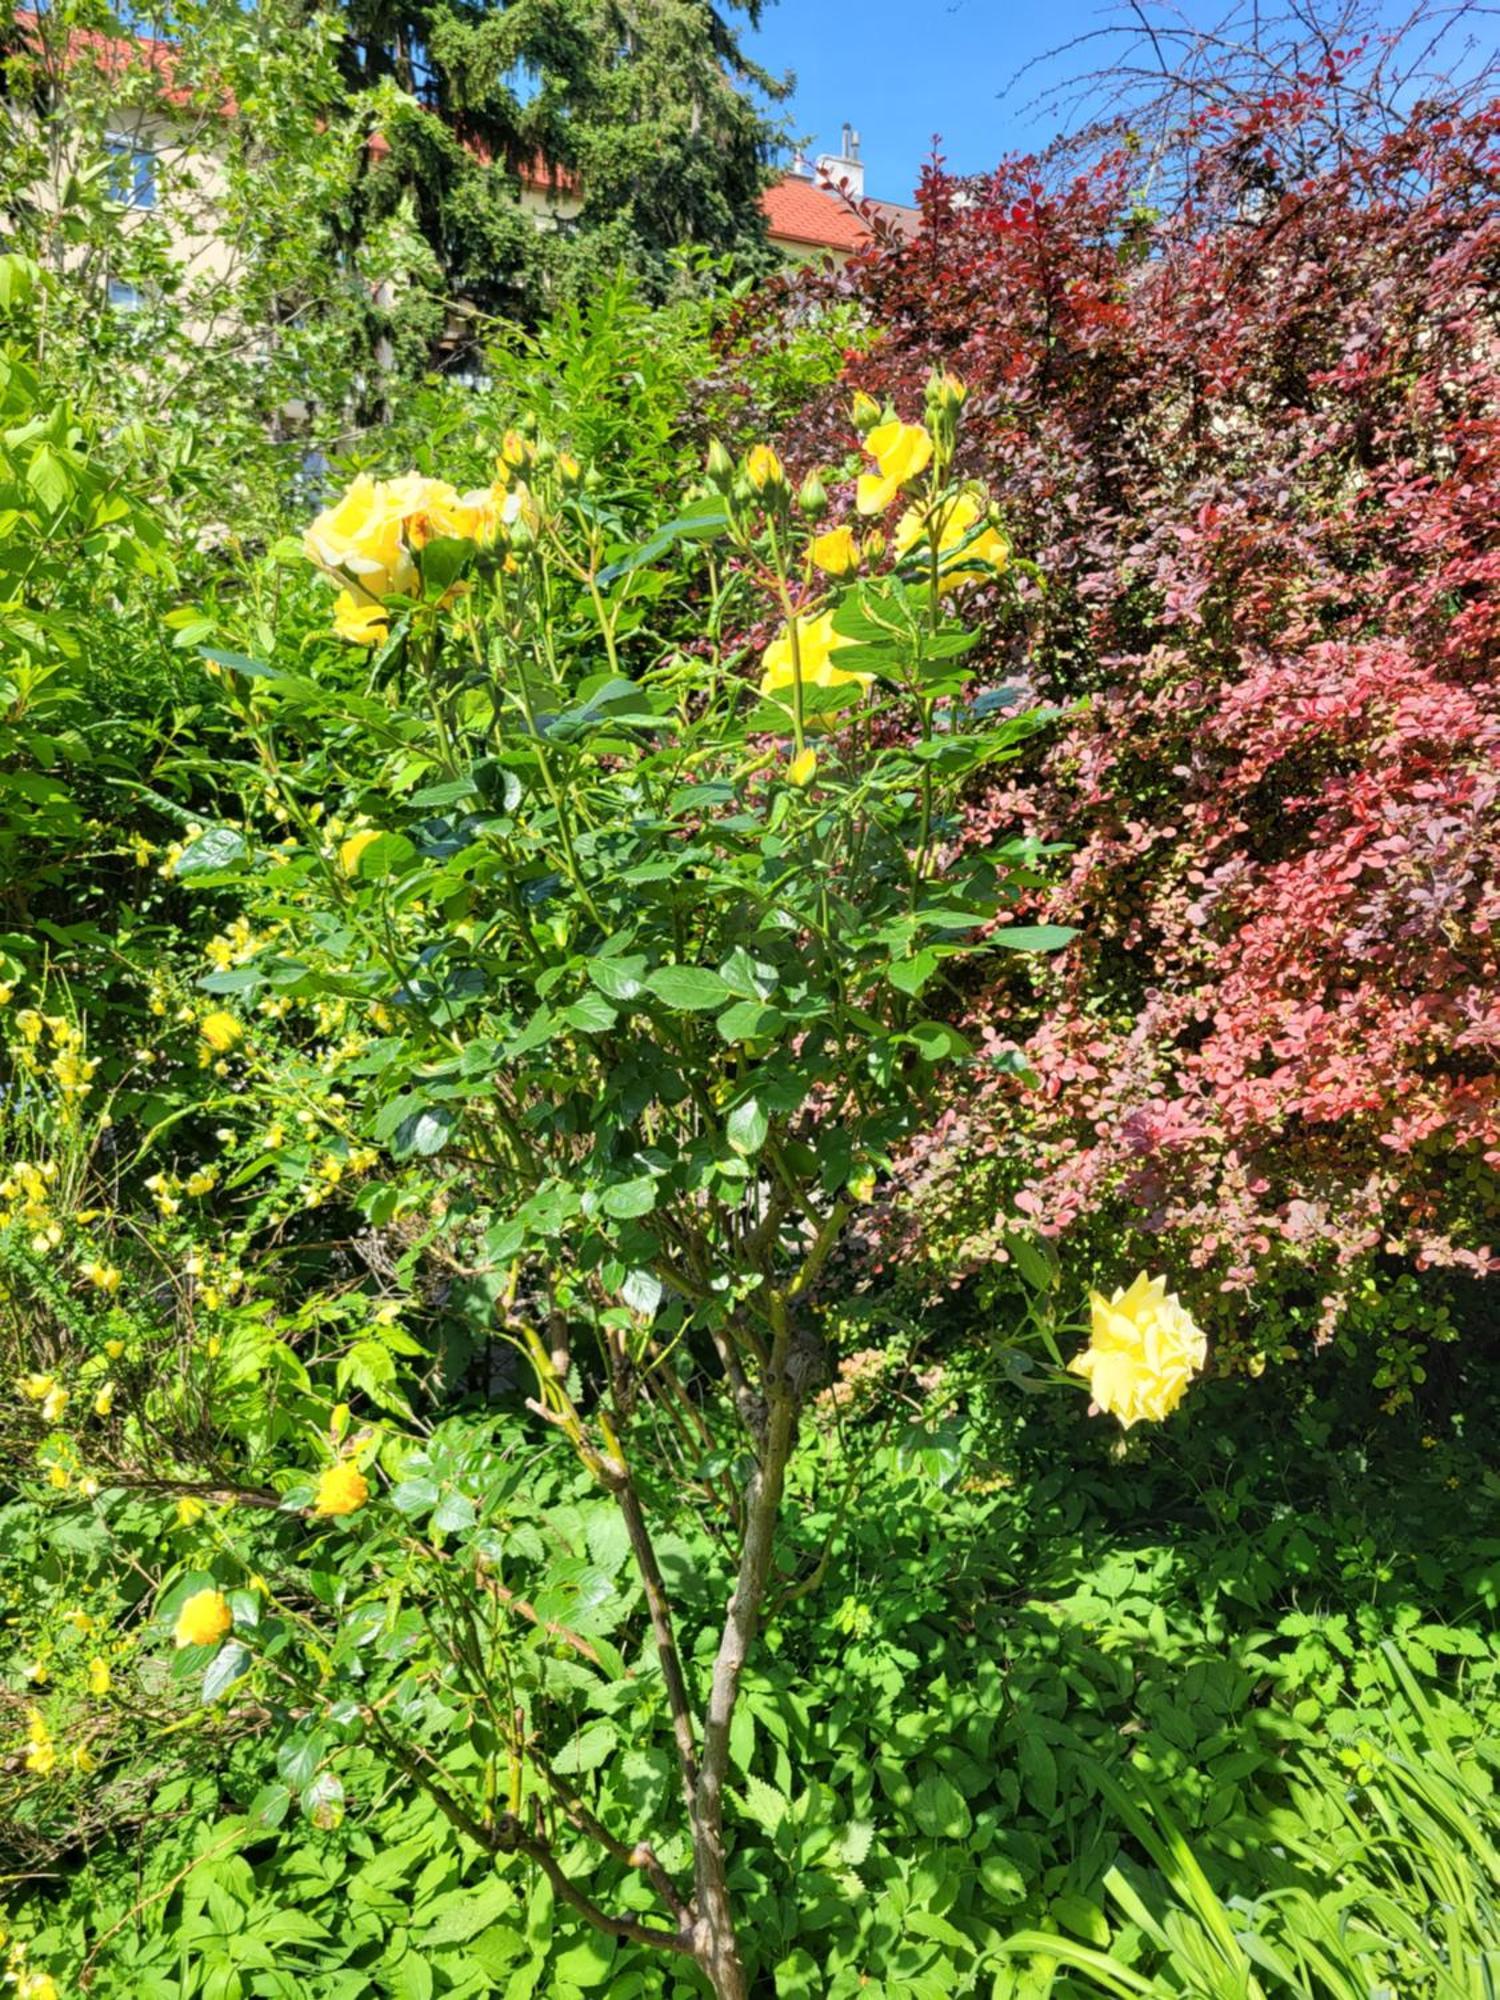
[761,176,871,253]
[13,11,238,115]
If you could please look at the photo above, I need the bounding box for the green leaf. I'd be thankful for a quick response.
[552,1721,618,1776]
[716,999,785,1044]
[600,1174,658,1220]
[175,825,248,878]
[563,989,618,1034]
[646,964,733,1011]
[1052,1893,1111,1948]
[587,954,648,1002]
[991,924,1078,952]
[595,497,729,586]
[726,1097,770,1157]
[431,1493,477,1534]
[202,1641,251,1705]
[911,1771,971,1838]
[390,1477,440,1517]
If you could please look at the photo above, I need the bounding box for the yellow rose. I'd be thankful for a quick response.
[1068,1273,1208,1429]
[312,1461,370,1518]
[338,828,383,877]
[199,1012,244,1055]
[810,525,860,579]
[745,444,787,494]
[759,612,872,705]
[856,420,933,516]
[303,474,412,593]
[850,390,882,435]
[332,590,390,647]
[173,1588,232,1649]
[894,493,1009,587]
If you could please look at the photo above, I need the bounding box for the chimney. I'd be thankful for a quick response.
[815,121,865,201]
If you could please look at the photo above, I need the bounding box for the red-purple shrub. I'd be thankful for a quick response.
[764,83,1500,1374]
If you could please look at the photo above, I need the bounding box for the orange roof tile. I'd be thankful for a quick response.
[761,176,871,253]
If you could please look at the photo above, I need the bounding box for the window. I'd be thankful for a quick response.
[104,133,156,210]
[107,276,143,312]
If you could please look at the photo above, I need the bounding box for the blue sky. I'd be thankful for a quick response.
[745,0,1500,202]
[746,0,1098,200]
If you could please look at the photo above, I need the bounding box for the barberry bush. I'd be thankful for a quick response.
[770,78,1500,1384]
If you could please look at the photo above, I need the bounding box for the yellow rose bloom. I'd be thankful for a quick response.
[759,612,872,705]
[894,493,1009,587]
[338,828,383,877]
[312,1461,370,1519]
[303,474,413,593]
[199,1012,244,1055]
[1068,1273,1208,1429]
[856,419,933,515]
[332,590,390,647]
[173,1588,232,1649]
[810,525,860,579]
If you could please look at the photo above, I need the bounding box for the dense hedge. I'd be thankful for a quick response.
[769,84,1500,1382]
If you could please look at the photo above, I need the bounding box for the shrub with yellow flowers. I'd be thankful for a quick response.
[96,368,1206,2000]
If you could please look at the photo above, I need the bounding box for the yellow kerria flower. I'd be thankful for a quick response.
[1068,1273,1208,1429]
[759,612,872,706]
[312,1461,370,1518]
[339,829,383,877]
[810,525,860,579]
[173,1589,232,1649]
[332,590,390,648]
[199,1012,244,1055]
[894,492,1009,587]
[856,419,933,516]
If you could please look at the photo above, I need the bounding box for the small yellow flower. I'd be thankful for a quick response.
[184,1169,218,1199]
[88,1656,111,1696]
[41,1385,69,1426]
[0,981,13,1004]
[46,1464,70,1490]
[199,1012,244,1055]
[788,748,818,787]
[312,1461,370,1519]
[176,1496,206,1527]
[18,1374,55,1403]
[93,1383,114,1419]
[63,1609,95,1635]
[810,524,860,579]
[339,828,383,877]
[69,1744,96,1774]
[24,1709,55,1775]
[173,1588,232,1649]
[856,419,933,515]
[1068,1273,1208,1429]
[81,1260,122,1294]
[745,444,787,494]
